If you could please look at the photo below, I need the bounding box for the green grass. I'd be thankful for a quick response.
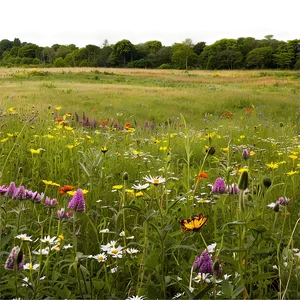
[1,67,300,299]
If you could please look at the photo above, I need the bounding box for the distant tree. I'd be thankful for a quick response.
[10,46,20,57]
[42,47,55,64]
[145,40,162,53]
[13,38,21,47]
[113,39,134,67]
[246,46,273,68]
[86,44,101,66]
[273,41,294,68]
[51,44,61,51]
[172,39,198,70]
[153,46,172,68]
[18,44,42,59]
[55,45,72,59]
[54,57,66,67]
[103,39,109,47]
[0,39,13,59]
[193,42,206,55]
[97,46,113,67]
[287,39,300,68]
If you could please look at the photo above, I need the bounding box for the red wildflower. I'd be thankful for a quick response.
[57,118,63,123]
[92,110,97,113]
[102,120,107,126]
[221,112,228,117]
[59,185,75,194]
[197,172,208,182]
[245,108,252,114]
[228,112,233,117]
[125,123,131,129]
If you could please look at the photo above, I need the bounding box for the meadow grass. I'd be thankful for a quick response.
[1,67,300,299]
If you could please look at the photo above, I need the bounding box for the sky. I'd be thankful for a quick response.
[8,24,300,42]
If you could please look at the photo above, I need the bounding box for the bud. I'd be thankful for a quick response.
[263,177,272,188]
[242,149,250,160]
[206,147,215,155]
[122,172,129,181]
[213,256,222,277]
[274,202,280,212]
[279,122,284,127]
[238,171,249,190]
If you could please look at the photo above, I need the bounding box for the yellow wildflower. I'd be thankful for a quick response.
[135,191,144,197]
[288,155,298,160]
[250,151,256,157]
[30,148,41,154]
[221,147,229,151]
[1,138,9,143]
[66,145,74,149]
[266,162,279,169]
[112,185,123,190]
[55,106,62,111]
[64,126,73,131]
[286,171,298,176]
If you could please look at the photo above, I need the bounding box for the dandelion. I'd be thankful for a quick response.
[23,263,39,271]
[68,189,86,212]
[4,246,25,270]
[143,175,166,185]
[15,234,32,242]
[94,253,107,263]
[212,178,226,194]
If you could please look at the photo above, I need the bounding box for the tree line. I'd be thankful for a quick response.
[0,35,300,70]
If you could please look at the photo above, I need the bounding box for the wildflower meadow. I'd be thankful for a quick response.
[1,68,300,299]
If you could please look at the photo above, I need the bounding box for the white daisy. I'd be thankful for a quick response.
[15,234,33,242]
[101,240,118,252]
[131,183,150,190]
[108,246,123,258]
[94,253,107,263]
[126,248,139,255]
[32,247,50,255]
[23,263,40,270]
[126,296,146,300]
[40,235,58,245]
[62,244,73,249]
[207,242,217,253]
[111,266,118,273]
[143,175,166,185]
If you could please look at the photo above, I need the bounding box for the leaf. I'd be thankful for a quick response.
[122,205,141,212]
[79,162,90,177]
[171,244,198,252]
[194,282,214,299]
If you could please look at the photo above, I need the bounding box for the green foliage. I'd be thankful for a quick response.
[246,47,273,69]
[54,57,66,67]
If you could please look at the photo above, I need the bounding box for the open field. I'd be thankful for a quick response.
[1,68,300,299]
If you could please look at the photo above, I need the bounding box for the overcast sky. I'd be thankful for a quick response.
[9,24,300,41]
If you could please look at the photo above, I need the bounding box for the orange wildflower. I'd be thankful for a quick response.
[59,185,75,194]
[197,172,208,182]
[57,118,64,123]
[102,120,107,126]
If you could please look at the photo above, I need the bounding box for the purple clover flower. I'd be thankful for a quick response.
[277,196,291,206]
[242,149,250,160]
[57,208,72,219]
[228,184,239,194]
[212,178,226,194]
[13,186,27,200]
[0,185,8,195]
[68,189,85,212]
[193,249,213,274]
[44,196,57,207]
[4,246,25,270]
[4,182,17,198]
